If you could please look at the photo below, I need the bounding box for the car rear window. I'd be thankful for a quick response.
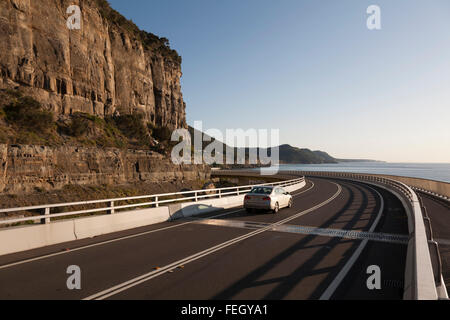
[250,187,273,194]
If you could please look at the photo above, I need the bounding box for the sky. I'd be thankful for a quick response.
[108,0,450,163]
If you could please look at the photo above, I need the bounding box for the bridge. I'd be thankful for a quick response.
[0,170,448,300]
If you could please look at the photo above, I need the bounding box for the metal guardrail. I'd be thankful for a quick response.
[412,187,450,203]
[0,176,305,226]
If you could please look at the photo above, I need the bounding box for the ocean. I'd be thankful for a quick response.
[256,162,450,183]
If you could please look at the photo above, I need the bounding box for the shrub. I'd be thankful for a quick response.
[68,114,90,137]
[147,122,155,135]
[4,89,23,99]
[153,125,172,143]
[110,114,146,139]
[94,0,181,64]
[58,113,129,149]
[108,113,153,148]
[4,96,53,132]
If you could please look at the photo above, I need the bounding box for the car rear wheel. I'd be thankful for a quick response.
[288,199,293,208]
[273,202,279,214]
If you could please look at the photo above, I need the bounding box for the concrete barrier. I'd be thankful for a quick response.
[378,175,449,199]
[74,207,171,239]
[285,181,306,193]
[0,220,76,256]
[178,195,246,218]
[0,207,171,256]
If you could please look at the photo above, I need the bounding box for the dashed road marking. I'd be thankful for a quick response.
[195,219,409,245]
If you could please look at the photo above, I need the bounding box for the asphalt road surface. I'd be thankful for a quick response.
[0,177,434,300]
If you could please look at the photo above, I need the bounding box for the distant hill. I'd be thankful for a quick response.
[278,145,337,164]
[187,126,380,165]
[257,145,337,164]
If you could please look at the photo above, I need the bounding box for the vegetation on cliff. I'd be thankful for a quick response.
[0,89,60,145]
[93,0,181,64]
[0,89,173,153]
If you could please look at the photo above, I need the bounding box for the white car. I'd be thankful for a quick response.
[244,186,293,214]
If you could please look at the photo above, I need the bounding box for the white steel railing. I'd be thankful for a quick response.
[411,187,450,203]
[0,176,305,226]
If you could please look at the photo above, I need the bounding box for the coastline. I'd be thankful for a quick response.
[252,162,450,184]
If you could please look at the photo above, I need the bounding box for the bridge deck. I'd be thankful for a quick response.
[0,177,446,300]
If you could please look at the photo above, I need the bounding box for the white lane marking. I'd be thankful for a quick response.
[293,180,315,197]
[0,209,241,271]
[0,180,315,271]
[195,219,409,244]
[84,182,341,300]
[319,185,385,300]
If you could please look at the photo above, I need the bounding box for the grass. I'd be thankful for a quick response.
[0,90,63,145]
[109,113,150,146]
[0,89,176,153]
[4,95,53,132]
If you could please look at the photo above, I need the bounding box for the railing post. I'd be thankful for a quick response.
[195,192,198,202]
[155,196,159,208]
[41,207,50,224]
[108,201,115,214]
[219,189,222,198]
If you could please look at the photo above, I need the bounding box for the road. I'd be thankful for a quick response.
[0,177,420,300]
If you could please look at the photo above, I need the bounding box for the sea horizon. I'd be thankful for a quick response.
[257,162,450,183]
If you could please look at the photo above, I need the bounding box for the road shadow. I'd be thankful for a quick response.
[212,180,378,300]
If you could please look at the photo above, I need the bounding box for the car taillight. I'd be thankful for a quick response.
[262,197,271,201]
[245,195,251,200]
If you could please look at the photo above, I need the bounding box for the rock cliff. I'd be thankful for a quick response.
[0,144,210,194]
[0,0,186,129]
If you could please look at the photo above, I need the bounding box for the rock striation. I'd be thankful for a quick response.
[0,144,210,194]
[0,0,186,129]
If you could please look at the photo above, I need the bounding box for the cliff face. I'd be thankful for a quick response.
[0,144,209,194]
[0,0,186,129]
